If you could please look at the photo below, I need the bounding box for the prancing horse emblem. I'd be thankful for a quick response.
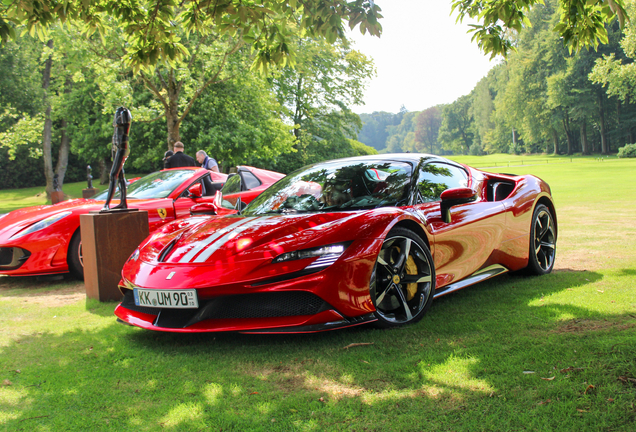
[158,208,167,219]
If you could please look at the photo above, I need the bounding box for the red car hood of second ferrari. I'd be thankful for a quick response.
[0,198,164,242]
[0,199,98,240]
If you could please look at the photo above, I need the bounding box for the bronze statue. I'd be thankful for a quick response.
[102,107,132,211]
[87,165,93,189]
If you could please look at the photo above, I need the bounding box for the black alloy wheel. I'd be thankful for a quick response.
[526,204,556,275]
[370,227,435,328]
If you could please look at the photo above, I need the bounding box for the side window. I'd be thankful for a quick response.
[241,171,261,190]
[417,163,468,203]
[221,174,242,194]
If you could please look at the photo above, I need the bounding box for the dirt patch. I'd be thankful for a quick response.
[553,319,635,334]
[0,282,85,307]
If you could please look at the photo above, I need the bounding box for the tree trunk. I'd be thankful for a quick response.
[41,39,55,200]
[55,119,70,186]
[551,127,559,155]
[598,93,609,154]
[99,157,111,185]
[166,71,181,149]
[293,76,303,139]
[54,78,72,188]
[580,119,589,155]
[562,115,573,155]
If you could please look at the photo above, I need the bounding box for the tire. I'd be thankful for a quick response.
[370,227,435,328]
[67,229,84,280]
[525,204,556,275]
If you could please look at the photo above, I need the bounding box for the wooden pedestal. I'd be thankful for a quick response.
[82,188,98,199]
[80,210,149,302]
[51,190,65,204]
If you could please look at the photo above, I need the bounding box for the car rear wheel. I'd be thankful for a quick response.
[370,227,435,328]
[526,204,556,275]
[68,229,83,280]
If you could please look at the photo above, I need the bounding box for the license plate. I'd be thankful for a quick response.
[133,288,199,309]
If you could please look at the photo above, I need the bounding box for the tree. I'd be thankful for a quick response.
[358,111,407,151]
[0,1,383,72]
[268,34,375,172]
[414,106,442,154]
[451,0,628,57]
[438,95,474,154]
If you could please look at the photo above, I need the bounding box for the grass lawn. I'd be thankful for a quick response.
[1,156,635,431]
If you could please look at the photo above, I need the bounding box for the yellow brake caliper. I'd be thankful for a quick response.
[394,246,418,301]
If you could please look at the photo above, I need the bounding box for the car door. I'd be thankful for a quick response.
[172,174,220,219]
[412,162,507,288]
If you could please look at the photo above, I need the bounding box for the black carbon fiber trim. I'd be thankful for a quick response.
[0,247,31,269]
[152,291,332,329]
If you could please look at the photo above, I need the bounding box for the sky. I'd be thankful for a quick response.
[346,1,499,114]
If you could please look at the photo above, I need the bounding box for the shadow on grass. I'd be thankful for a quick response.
[1,270,635,431]
[618,268,636,277]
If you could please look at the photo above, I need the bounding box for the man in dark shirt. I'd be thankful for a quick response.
[165,141,196,168]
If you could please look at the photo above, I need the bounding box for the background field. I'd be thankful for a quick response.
[1,156,635,431]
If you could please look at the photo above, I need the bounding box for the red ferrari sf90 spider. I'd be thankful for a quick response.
[115,154,557,333]
[0,166,282,278]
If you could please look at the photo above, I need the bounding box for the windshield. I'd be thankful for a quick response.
[93,170,196,200]
[243,160,413,215]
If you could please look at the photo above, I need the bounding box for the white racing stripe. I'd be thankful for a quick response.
[192,216,272,263]
[193,216,271,263]
[178,217,257,263]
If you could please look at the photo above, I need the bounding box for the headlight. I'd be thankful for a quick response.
[11,211,73,239]
[273,242,351,270]
[128,248,140,262]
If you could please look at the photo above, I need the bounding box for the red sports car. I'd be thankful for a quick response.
[0,166,282,278]
[115,154,557,333]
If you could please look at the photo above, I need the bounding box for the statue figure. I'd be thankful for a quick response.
[102,107,132,211]
[53,173,60,191]
[87,165,93,189]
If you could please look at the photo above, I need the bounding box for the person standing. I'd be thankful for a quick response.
[196,150,220,172]
[165,141,196,168]
[162,150,173,169]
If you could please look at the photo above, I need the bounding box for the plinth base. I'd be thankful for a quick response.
[80,210,149,302]
[51,191,64,204]
[82,188,98,199]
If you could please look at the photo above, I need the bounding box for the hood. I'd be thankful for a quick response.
[0,199,100,240]
[144,212,372,266]
[0,197,165,241]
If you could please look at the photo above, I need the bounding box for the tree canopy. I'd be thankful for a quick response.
[0,0,383,72]
[452,0,628,57]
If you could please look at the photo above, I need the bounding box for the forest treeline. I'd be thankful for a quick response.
[357,0,636,157]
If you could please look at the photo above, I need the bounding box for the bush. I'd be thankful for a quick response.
[0,146,87,190]
[617,143,636,158]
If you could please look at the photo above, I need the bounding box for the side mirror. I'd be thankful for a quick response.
[190,202,217,216]
[440,187,477,223]
[187,183,203,198]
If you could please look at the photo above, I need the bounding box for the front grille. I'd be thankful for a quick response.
[0,247,31,269]
[121,290,331,329]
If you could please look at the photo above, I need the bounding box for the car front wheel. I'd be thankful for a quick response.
[370,227,435,328]
[68,229,83,280]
